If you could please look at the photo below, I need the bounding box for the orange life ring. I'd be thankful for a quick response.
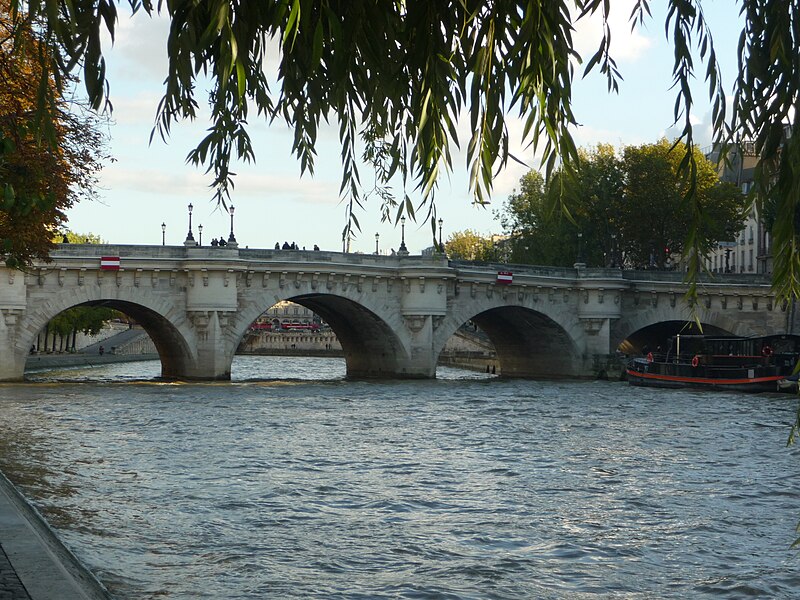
[691,355,699,368]
[762,345,773,357]
[646,352,654,363]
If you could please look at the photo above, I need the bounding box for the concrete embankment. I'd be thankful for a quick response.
[0,472,111,600]
[24,352,159,373]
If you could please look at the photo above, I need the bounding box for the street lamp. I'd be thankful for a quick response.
[438,218,444,251]
[184,203,195,246]
[398,216,409,255]
[227,205,237,246]
[161,222,166,246]
[375,232,380,255]
[610,232,617,268]
[576,232,584,264]
[198,224,203,247]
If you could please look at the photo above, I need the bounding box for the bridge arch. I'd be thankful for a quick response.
[229,291,413,378]
[612,305,762,354]
[437,298,585,378]
[19,292,196,380]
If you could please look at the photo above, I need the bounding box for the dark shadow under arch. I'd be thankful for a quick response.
[286,294,410,378]
[619,320,733,355]
[28,299,195,379]
[464,306,581,378]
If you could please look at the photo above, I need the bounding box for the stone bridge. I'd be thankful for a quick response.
[0,244,791,381]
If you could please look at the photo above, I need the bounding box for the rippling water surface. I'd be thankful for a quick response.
[2,356,800,599]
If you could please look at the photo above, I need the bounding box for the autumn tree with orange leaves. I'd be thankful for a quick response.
[0,0,107,268]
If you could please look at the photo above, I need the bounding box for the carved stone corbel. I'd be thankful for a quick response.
[597,288,604,304]
[246,271,254,287]
[188,310,210,342]
[432,316,444,330]
[403,315,427,333]
[581,318,604,336]
[38,268,47,286]
[151,269,159,287]
[279,271,288,289]
[342,274,351,292]
[1,308,22,327]
[312,272,320,290]
[116,269,123,287]
[418,277,425,293]
[327,273,335,291]
[752,297,758,310]
[767,298,773,311]
[669,292,676,308]
[170,270,178,287]
[58,268,66,287]
[225,269,234,287]
[295,272,304,289]
[262,271,271,287]
[78,268,86,286]
[704,295,711,308]
[372,276,380,292]
[471,282,477,298]
[582,289,589,304]
[737,295,743,310]
[650,291,657,307]
[721,295,727,309]
[134,269,142,287]
[7,270,14,285]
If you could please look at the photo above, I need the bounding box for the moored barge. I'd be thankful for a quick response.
[626,334,800,392]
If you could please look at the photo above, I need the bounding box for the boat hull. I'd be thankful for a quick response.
[626,368,783,393]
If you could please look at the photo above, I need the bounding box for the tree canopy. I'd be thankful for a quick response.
[3,0,799,299]
[500,141,747,269]
[0,0,108,267]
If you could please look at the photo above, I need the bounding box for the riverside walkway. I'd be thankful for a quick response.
[0,473,110,600]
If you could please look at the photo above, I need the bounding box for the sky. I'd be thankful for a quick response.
[63,1,743,255]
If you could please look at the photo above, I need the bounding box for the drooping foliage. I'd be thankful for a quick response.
[4,0,800,300]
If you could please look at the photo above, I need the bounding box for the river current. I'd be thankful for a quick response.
[1,356,800,599]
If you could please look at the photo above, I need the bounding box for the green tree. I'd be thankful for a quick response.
[498,170,578,267]
[500,141,745,269]
[47,305,119,352]
[444,230,494,262]
[55,230,105,244]
[619,140,746,268]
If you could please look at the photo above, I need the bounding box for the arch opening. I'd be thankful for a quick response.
[25,300,194,379]
[234,294,409,378]
[441,306,581,378]
[618,320,733,356]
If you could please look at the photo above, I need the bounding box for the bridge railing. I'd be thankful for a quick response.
[48,244,448,267]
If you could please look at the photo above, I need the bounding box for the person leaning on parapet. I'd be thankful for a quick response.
[275,242,280,250]
[211,238,219,247]
[282,241,290,249]
[219,237,227,247]
[313,244,320,251]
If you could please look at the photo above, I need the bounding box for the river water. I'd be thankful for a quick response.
[1,356,800,599]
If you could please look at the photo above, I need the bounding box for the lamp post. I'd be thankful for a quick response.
[227,205,237,247]
[438,218,444,252]
[610,233,617,268]
[576,232,585,266]
[398,216,409,255]
[375,232,380,255]
[198,224,203,247]
[161,222,166,246]
[184,203,195,246]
